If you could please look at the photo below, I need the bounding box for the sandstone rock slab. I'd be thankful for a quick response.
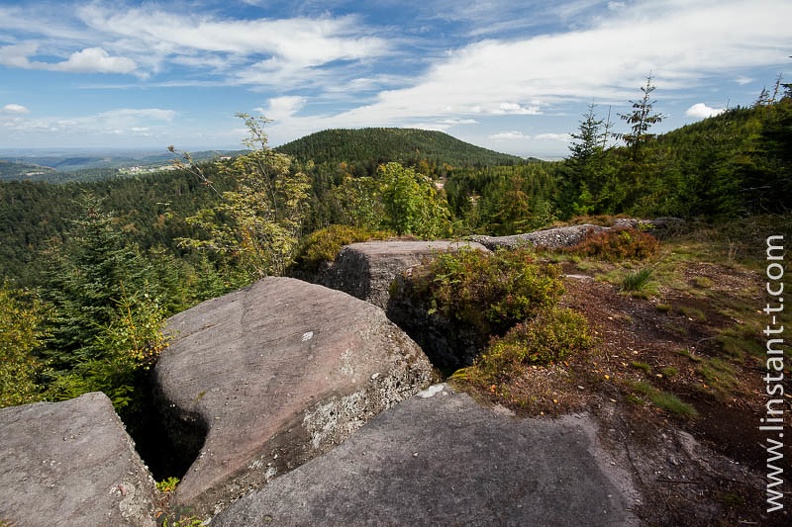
[471,223,606,250]
[317,240,488,309]
[213,383,639,527]
[155,277,434,515]
[0,392,157,527]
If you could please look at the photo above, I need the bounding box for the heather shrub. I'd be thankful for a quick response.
[290,224,386,275]
[566,227,658,260]
[408,247,564,337]
[470,307,593,383]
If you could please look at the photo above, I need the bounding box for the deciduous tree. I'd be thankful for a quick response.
[176,114,311,280]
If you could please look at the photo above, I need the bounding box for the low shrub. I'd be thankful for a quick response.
[469,307,593,383]
[566,227,659,261]
[290,225,386,275]
[156,476,180,493]
[409,247,565,337]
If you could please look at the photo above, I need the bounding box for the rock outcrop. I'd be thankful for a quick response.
[471,223,606,250]
[470,218,684,250]
[317,240,488,309]
[0,392,157,527]
[213,384,639,527]
[155,277,434,515]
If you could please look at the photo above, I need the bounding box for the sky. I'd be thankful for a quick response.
[0,0,790,159]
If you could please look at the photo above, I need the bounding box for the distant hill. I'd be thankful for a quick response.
[0,150,240,183]
[275,128,525,168]
[0,160,57,181]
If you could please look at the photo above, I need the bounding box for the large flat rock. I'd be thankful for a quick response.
[155,277,434,515]
[0,392,157,527]
[213,383,639,527]
[317,240,488,309]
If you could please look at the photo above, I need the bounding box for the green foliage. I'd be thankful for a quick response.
[156,476,180,493]
[326,174,386,231]
[160,516,204,527]
[42,194,158,364]
[464,307,593,383]
[177,114,311,281]
[290,225,386,276]
[445,162,559,235]
[0,281,46,408]
[40,195,170,410]
[410,247,564,337]
[565,227,658,261]
[378,162,452,238]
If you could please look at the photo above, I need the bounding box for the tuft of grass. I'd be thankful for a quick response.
[691,276,714,289]
[626,380,698,418]
[158,507,205,527]
[649,390,699,418]
[671,303,707,321]
[621,267,654,293]
[656,303,672,313]
[717,326,765,359]
[630,361,652,374]
[697,357,738,397]
[677,348,703,363]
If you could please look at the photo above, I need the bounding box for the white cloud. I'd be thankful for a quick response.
[685,103,725,119]
[0,43,39,69]
[438,118,479,125]
[75,5,388,85]
[52,47,136,74]
[494,102,541,115]
[257,96,307,122]
[0,43,136,74]
[284,0,792,133]
[490,131,529,140]
[1,104,29,114]
[534,133,572,142]
[735,76,754,86]
[489,131,571,142]
[97,108,176,122]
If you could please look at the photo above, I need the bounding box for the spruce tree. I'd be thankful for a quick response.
[618,74,663,162]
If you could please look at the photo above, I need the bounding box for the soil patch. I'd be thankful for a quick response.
[454,259,792,526]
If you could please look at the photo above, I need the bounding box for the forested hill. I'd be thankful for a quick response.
[275,128,525,169]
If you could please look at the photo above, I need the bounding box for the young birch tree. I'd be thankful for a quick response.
[175,114,311,280]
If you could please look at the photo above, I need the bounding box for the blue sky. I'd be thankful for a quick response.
[0,0,790,159]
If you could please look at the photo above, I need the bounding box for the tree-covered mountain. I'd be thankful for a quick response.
[275,128,525,170]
